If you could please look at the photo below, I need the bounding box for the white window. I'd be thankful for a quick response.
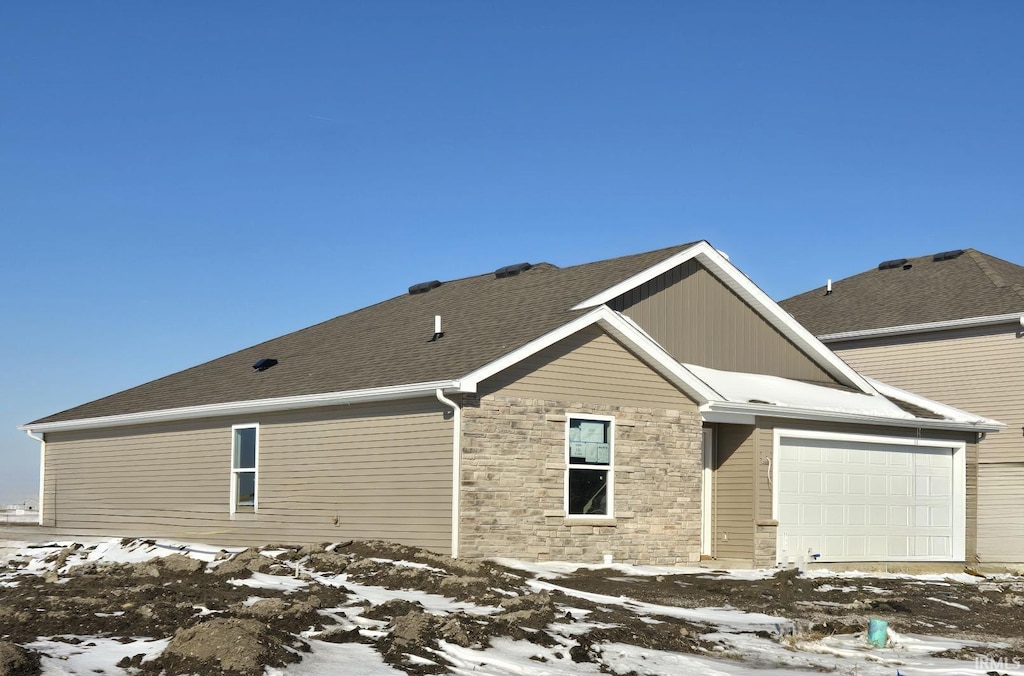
[231,424,258,513]
[565,415,613,517]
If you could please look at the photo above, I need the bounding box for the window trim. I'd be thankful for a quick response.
[230,423,259,514]
[564,413,614,518]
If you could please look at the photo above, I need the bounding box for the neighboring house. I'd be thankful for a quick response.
[781,248,1024,564]
[19,242,1002,567]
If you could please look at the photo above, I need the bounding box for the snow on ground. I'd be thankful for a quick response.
[25,637,168,675]
[493,558,779,581]
[527,577,793,633]
[3,538,1023,675]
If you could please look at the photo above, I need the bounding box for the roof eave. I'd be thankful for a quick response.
[19,380,465,434]
[819,312,1024,343]
[700,401,1005,434]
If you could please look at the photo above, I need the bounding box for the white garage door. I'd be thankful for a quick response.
[777,438,956,563]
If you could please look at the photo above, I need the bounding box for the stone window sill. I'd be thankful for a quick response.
[562,518,617,527]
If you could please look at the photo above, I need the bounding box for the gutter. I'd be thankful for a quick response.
[435,389,462,559]
[819,313,1024,343]
[24,430,44,526]
[19,380,467,434]
[700,401,1005,433]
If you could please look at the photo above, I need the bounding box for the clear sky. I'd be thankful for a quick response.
[1,2,1022,506]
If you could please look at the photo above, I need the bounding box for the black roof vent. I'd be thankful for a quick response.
[932,249,965,262]
[495,262,532,279]
[253,358,278,372]
[878,258,909,270]
[408,280,442,295]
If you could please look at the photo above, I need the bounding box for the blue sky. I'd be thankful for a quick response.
[1,2,1022,505]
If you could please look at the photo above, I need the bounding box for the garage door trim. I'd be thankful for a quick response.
[772,428,966,563]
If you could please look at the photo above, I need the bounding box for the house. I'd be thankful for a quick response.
[19,242,1002,567]
[781,247,1024,564]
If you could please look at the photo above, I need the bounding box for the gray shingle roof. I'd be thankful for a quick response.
[33,243,700,424]
[780,249,1024,337]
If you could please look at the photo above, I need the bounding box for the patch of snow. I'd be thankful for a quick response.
[685,363,915,419]
[368,557,447,573]
[227,572,309,593]
[320,573,502,616]
[27,636,167,674]
[868,377,1004,426]
[492,558,778,581]
[528,579,791,633]
[927,596,971,611]
[265,640,406,675]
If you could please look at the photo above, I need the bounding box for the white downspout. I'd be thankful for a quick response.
[25,430,45,526]
[435,389,461,559]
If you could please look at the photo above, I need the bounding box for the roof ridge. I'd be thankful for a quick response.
[966,249,1008,289]
[558,241,701,272]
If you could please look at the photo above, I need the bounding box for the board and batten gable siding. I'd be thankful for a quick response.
[710,424,756,561]
[751,418,978,564]
[479,325,695,410]
[829,323,1024,563]
[609,260,838,385]
[41,399,454,552]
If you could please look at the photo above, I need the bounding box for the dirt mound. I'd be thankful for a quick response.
[0,641,40,676]
[145,617,300,676]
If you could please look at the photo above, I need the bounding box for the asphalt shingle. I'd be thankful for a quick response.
[780,249,1024,336]
[33,243,700,424]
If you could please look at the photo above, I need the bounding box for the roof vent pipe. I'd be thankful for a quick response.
[825,279,832,296]
[429,315,444,342]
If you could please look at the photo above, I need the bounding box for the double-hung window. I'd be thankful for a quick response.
[231,424,258,513]
[566,415,613,517]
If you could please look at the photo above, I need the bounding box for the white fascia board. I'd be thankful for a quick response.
[18,380,463,434]
[458,306,719,404]
[570,241,875,394]
[819,313,1024,343]
[701,400,1005,433]
[866,377,1006,429]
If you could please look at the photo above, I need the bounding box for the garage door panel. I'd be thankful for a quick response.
[778,439,955,563]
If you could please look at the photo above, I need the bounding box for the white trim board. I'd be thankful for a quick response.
[20,380,463,434]
[819,312,1024,343]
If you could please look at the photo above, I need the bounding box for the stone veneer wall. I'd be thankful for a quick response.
[459,394,703,565]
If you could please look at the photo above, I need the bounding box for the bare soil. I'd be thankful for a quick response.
[1,539,1022,674]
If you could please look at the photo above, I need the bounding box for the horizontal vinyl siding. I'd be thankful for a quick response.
[611,261,837,384]
[712,424,755,560]
[831,325,1023,463]
[481,326,695,410]
[42,399,454,552]
[977,464,1024,563]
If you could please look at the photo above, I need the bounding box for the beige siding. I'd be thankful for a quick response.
[610,261,837,384]
[712,424,755,560]
[977,464,1024,562]
[754,419,978,563]
[480,326,696,409]
[831,324,1024,562]
[831,324,1024,464]
[42,399,454,552]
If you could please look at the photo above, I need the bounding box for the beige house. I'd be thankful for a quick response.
[21,242,1001,566]
[782,248,1024,564]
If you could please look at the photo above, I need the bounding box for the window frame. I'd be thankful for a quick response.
[564,413,614,518]
[230,423,259,514]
